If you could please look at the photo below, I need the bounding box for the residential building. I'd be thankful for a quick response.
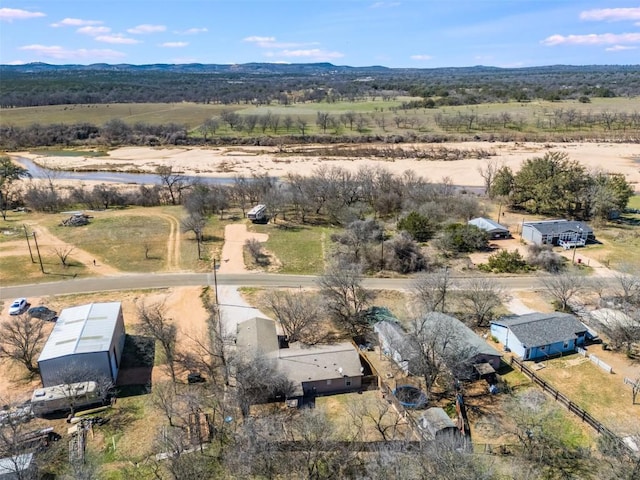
[236,317,363,399]
[521,220,594,248]
[490,312,587,360]
[468,217,510,239]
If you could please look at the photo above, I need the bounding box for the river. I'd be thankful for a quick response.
[14,156,232,185]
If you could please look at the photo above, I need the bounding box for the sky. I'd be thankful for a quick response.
[1,1,639,68]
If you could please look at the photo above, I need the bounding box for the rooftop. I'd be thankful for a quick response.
[236,317,280,355]
[492,312,587,348]
[468,217,509,232]
[38,302,122,362]
[523,220,593,235]
[420,312,502,358]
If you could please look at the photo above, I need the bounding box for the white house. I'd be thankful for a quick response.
[37,302,126,387]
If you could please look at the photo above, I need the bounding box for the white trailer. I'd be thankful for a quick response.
[247,204,267,222]
[30,382,102,416]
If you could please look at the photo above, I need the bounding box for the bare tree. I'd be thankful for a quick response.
[137,299,178,384]
[459,277,505,327]
[286,408,357,480]
[245,238,268,267]
[612,266,640,306]
[543,273,585,312]
[346,394,405,442]
[478,158,500,195]
[52,246,75,268]
[180,297,233,387]
[406,313,477,393]
[411,268,455,314]
[632,376,640,405]
[318,261,374,337]
[0,314,46,375]
[44,363,114,415]
[316,111,332,133]
[265,290,321,344]
[232,352,295,418]
[181,213,206,259]
[156,165,188,205]
[296,117,308,135]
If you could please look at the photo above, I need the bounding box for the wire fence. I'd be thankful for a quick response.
[509,356,635,457]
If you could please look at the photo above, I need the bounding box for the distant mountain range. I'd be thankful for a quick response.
[2,62,637,76]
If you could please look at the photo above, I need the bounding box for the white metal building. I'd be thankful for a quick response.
[37,302,126,387]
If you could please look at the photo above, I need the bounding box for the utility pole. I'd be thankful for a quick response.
[23,225,35,263]
[212,258,219,305]
[32,231,44,273]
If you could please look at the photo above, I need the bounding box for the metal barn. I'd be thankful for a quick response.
[37,302,126,387]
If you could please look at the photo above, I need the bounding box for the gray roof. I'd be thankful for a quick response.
[236,317,279,355]
[275,342,362,396]
[419,407,457,437]
[38,302,122,362]
[468,217,509,233]
[523,220,593,236]
[374,320,406,348]
[492,312,587,348]
[420,312,502,358]
[0,453,34,475]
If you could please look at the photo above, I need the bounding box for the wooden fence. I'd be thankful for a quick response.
[509,357,635,457]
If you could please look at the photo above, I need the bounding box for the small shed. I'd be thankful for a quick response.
[419,407,459,441]
[468,217,510,239]
[0,453,35,480]
[521,220,594,247]
[37,302,126,387]
[374,320,412,374]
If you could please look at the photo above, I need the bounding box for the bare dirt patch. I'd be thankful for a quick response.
[218,223,269,274]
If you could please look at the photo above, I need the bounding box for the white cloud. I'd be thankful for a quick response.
[541,32,640,46]
[276,48,344,61]
[244,36,319,48]
[51,18,102,27]
[0,8,45,22]
[127,24,166,34]
[6,59,27,65]
[370,2,401,8]
[244,35,276,46]
[605,44,637,51]
[580,7,640,22]
[19,44,125,60]
[410,54,433,61]
[160,42,188,48]
[77,26,111,36]
[95,34,140,45]
[176,27,208,35]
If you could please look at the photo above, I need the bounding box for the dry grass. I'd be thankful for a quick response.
[535,354,640,435]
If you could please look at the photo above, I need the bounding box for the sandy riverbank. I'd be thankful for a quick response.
[12,141,640,191]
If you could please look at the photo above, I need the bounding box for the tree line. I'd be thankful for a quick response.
[2,63,639,108]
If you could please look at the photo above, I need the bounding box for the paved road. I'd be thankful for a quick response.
[0,272,545,300]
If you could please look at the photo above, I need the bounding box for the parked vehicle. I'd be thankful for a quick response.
[187,372,206,384]
[30,382,103,417]
[8,298,27,315]
[27,306,57,322]
[247,204,267,222]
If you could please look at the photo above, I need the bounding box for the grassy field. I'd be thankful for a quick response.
[44,210,171,272]
[249,222,331,274]
[535,353,640,434]
[1,97,637,138]
[0,252,88,284]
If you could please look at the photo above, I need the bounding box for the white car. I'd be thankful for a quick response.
[8,298,27,315]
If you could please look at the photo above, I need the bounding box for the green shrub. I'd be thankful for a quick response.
[397,211,436,242]
[479,249,531,273]
[437,223,488,253]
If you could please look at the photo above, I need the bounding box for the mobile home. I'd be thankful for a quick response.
[31,381,103,416]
